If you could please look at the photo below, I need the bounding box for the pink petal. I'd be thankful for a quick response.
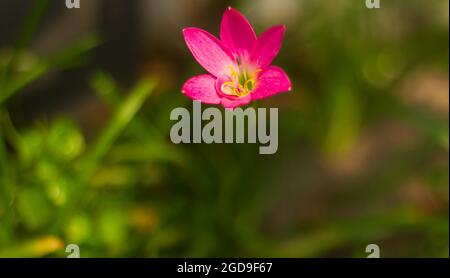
[182,74,221,104]
[220,7,257,59]
[251,66,292,100]
[221,95,252,109]
[183,27,236,77]
[251,25,286,70]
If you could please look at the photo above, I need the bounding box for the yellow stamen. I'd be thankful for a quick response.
[221,66,261,97]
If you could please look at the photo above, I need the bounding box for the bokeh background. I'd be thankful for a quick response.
[0,0,448,258]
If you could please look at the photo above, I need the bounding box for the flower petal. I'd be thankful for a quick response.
[220,7,257,59]
[251,25,286,70]
[183,27,236,77]
[221,95,252,109]
[182,74,221,104]
[251,66,292,100]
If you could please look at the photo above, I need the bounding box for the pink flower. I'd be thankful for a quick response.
[182,7,292,109]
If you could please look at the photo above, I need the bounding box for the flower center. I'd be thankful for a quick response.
[220,66,261,97]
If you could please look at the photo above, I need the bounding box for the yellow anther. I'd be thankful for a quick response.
[223,81,235,88]
[222,66,258,97]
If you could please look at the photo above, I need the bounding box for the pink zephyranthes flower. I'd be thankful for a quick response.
[182,7,292,109]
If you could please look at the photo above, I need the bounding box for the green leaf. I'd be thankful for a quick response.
[17,187,53,230]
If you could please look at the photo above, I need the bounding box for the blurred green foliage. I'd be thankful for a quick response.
[0,0,448,257]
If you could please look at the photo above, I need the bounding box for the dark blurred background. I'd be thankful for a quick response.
[0,0,448,257]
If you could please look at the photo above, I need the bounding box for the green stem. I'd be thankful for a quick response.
[0,110,15,244]
[0,0,50,91]
[0,35,100,105]
[50,78,158,233]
